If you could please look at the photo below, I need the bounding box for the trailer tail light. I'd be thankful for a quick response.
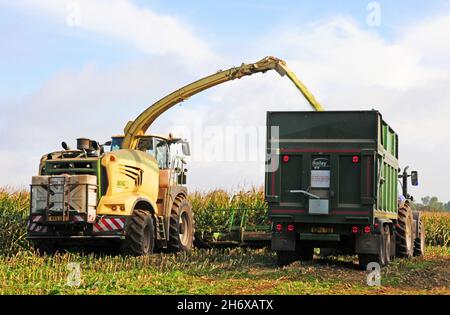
[364,226,371,234]
[287,224,295,232]
[352,155,359,163]
[374,223,379,229]
[110,155,116,162]
[282,155,290,163]
[275,223,283,232]
[352,226,359,234]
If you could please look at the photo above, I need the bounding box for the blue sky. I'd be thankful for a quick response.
[1,0,450,201]
[1,0,448,100]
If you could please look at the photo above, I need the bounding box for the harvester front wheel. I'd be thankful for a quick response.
[168,198,194,252]
[122,209,155,256]
[32,240,57,256]
[395,203,414,258]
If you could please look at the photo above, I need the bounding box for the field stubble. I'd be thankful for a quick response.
[0,188,449,294]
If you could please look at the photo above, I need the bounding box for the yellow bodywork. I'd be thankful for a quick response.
[97,149,160,216]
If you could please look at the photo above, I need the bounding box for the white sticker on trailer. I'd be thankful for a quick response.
[311,170,330,188]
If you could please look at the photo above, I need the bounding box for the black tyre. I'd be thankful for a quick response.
[32,240,57,256]
[358,254,378,270]
[319,248,339,258]
[168,197,194,252]
[384,225,392,265]
[276,251,298,267]
[414,217,426,257]
[358,225,389,269]
[395,203,414,258]
[122,209,154,256]
[298,246,314,261]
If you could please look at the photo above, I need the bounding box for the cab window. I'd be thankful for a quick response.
[137,138,154,155]
[136,137,169,169]
[155,139,169,169]
[110,137,123,151]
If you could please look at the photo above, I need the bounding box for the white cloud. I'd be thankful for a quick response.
[161,16,450,201]
[1,5,450,202]
[0,57,199,187]
[7,0,216,68]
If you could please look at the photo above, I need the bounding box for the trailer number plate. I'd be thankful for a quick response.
[48,216,64,222]
[311,227,334,234]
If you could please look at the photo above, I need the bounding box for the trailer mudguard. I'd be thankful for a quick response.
[271,232,296,251]
[355,233,380,255]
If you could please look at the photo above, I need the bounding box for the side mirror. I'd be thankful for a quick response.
[411,171,419,186]
[61,141,70,151]
[92,141,99,150]
[178,173,187,185]
[181,142,191,156]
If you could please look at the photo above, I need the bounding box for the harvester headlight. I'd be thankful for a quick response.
[53,164,58,169]
[69,163,74,168]
[86,163,91,168]
[107,204,125,211]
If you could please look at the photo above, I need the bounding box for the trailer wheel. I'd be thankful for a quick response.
[395,203,414,258]
[358,225,389,269]
[122,209,155,256]
[384,225,391,264]
[319,248,339,257]
[358,254,377,270]
[414,217,426,257]
[298,246,314,261]
[276,251,298,267]
[168,198,194,252]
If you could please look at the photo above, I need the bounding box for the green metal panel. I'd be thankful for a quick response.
[266,110,400,224]
[45,158,103,200]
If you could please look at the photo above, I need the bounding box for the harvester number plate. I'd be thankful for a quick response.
[48,216,64,222]
[311,227,333,234]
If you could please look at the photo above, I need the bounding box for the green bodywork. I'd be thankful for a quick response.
[197,207,271,245]
[265,110,400,225]
[44,157,104,200]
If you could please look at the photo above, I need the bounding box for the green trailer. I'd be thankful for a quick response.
[265,110,425,267]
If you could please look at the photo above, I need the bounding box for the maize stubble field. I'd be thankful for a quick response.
[0,188,449,295]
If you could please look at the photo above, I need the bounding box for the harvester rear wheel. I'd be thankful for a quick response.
[168,197,194,252]
[122,209,155,256]
[414,217,426,257]
[395,203,414,258]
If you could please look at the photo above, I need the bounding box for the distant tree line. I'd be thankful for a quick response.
[413,196,450,212]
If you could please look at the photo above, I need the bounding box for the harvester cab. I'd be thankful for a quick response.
[110,134,190,186]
